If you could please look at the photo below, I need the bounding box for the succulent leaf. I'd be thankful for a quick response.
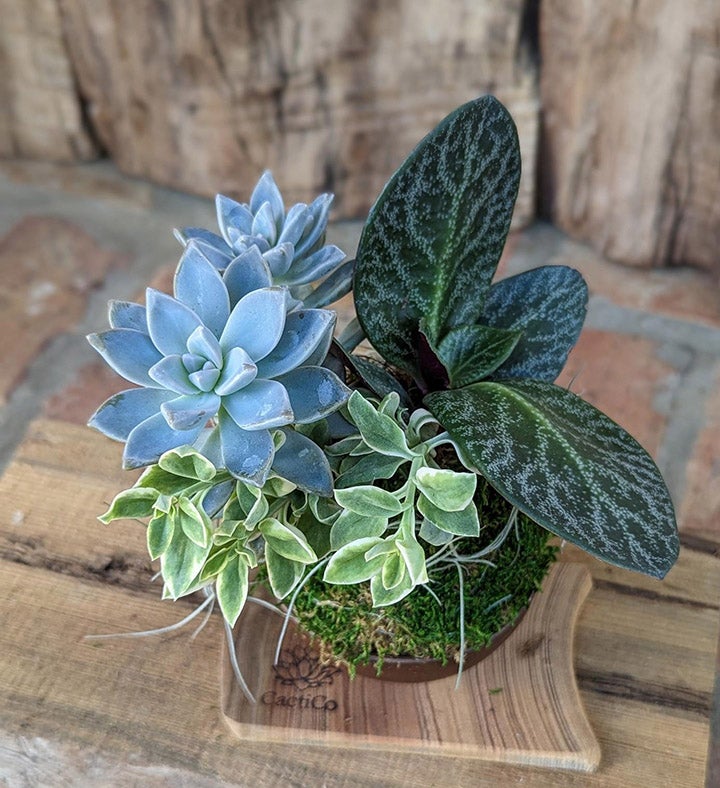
[87,329,163,387]
[174,243,231,337]
[223,247,273,306]
[271,428,334,497]
[123,412,204,470]
[219,287,288,359]
[108,300,147,332]
[177,173,346,303]
[88,388,174,441]
[302,258,355,309]
[277,366,350,424]
[146,289,204,357]
[218,408,274,485]
[256,310,336,379]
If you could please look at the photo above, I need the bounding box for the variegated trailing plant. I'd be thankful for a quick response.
[88,96,679,695]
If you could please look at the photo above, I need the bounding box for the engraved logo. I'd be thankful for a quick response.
[262,645,341,711]
[272,645,341,690]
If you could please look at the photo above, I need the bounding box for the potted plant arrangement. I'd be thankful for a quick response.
[88,96,679,700]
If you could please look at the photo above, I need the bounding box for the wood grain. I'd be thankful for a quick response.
[222,563,600,771]
[57,0,538,225]
[539,0,720,275]
[0,0,98,160]
[0,418,717,786]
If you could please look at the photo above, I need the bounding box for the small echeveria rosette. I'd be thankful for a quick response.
[86,247,349,494]
[174,171,351,308]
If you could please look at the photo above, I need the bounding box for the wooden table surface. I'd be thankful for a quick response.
[1,416,717,787]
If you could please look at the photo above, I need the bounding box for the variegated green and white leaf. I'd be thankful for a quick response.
[161,523,212,598]
[146,511,174,559]
[334,485,406,518]
[426,381,679,578]
[330,510,388,550]
[414,466,477,512]
[176,497,211,548]
[323,537,386,585]
[259,518,317,564]
[396,531,429,585]
[346,391,415,460]
[158,445,217,482]
[335,452,406,489]
[381,552,406,590]
[99,487,158,524]
[215,554,249,627]
[419,518,454,546]
[370,570,414,607]
[265,546,304,599]
[416,495,480,537]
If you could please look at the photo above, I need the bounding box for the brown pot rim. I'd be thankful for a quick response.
[353,600,530,683]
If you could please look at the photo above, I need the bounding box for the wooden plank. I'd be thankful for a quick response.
[0,560,711,787]
[0,418,716,785]
[539,0,720,274]
[222,563,600,771]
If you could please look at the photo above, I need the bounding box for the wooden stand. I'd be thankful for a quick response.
[221,562,600,772]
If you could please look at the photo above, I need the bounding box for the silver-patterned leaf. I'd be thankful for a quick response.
[480,266,588,381]
[354,96,521,373]
[426,381,679,578]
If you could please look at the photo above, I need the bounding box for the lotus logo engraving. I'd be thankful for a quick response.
[262,645,342,711]
[272,645,341,690]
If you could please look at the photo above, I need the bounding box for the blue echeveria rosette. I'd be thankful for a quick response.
[173,171,352,308]
[86,247,350,495]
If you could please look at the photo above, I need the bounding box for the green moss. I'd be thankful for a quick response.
[289,482,558,675]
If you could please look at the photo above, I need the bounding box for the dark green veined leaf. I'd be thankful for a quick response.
[333,341,411,407]
[480,266,588,381]
[432,323,522,388]
[426,381,679,578]
[355,96,521,374]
